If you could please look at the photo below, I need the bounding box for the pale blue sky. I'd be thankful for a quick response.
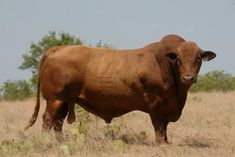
[1,0,235,84]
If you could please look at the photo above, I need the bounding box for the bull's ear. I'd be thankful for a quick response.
[165,52,177,61]
[201,51,216,61]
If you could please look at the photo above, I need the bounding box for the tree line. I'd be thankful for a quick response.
[0,32,234,101]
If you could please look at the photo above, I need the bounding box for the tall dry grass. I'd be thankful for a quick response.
[0,92,234,157]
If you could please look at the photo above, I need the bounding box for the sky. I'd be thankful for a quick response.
[1,0,235,84]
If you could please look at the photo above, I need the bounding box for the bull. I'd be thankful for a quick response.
[25,34,216,144]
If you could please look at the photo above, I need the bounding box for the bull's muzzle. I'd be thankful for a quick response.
[182,74,196,84]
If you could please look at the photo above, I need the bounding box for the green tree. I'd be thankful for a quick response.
[0,80,33,101]
[19,31,83,87]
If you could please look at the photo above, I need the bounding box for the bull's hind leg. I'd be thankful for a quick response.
[53,103,68,141]
[42,99,69,141]
[42,100,64,132]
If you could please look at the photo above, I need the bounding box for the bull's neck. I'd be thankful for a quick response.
[177,83,190,107]
[172,66,191,109]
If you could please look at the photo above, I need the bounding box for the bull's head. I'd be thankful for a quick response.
[165,41,216,86]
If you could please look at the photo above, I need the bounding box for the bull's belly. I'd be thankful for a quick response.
[78,90,145,121]
[78,75,146,120]
[85,92,144,111]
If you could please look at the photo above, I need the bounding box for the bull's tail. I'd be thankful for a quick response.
[24,76,40,131]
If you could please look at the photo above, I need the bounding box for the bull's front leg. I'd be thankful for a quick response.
[150,115,169,144]
[148,96,169,144]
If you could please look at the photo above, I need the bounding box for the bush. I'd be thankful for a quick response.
[70,105,92,135]
[0,80,33,101]
[190,71,235,92]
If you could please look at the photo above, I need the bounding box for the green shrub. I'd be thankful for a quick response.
[190,71,235,92]
[0,80,33,101]
[72,105,92,135]
[103,123,125,140]
[112,139,126,152]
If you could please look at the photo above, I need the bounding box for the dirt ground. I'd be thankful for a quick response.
[0,92,234,157]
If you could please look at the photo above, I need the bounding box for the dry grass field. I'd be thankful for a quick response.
[0,92,234,157]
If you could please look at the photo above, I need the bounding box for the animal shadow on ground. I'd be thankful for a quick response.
[104,129,154,146]
[121,133,155,146]
[179,137,211,148]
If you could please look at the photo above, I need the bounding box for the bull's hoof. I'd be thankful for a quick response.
[155,140,170,145]
[104,117,112,124]
[55,132,64,143]
[67,113,76,124]
[155,137,170,145]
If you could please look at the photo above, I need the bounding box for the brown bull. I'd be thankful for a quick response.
[25,34,216,144]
